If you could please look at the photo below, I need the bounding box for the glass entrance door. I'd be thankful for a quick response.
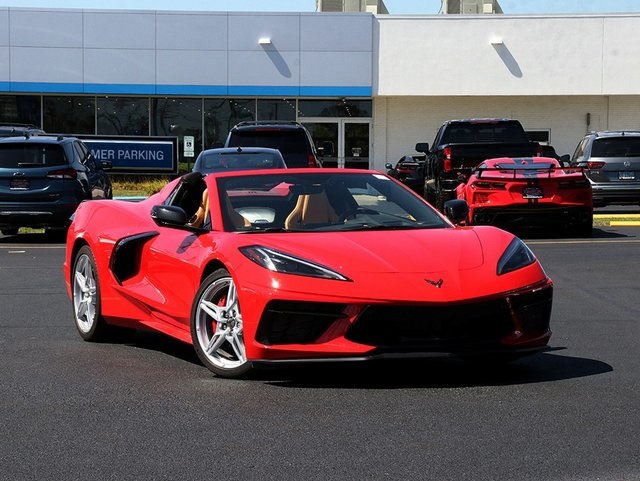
[302,119,371,169]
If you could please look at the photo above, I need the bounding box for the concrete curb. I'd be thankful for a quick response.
[114,196,147,202]
[593,213,640,226]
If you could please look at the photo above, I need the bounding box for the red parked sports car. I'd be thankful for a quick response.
[64,168,553,378]
[456,157,593,236]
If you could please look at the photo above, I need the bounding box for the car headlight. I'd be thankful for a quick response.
[240,245,351,281]
[497,238,537,275]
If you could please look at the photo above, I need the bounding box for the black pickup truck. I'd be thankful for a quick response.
[416,119,541,211]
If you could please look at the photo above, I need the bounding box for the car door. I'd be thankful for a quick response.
[110,175,213,333]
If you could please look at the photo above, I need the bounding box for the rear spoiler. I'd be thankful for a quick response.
[475,166,586,179]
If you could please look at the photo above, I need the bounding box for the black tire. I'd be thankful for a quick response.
[190,268,252,378]
[71,245,110,341]
[572,217,593,238]
[45,226,68,242]
[424,186,436,205]
[435,188,451,213]
[1,228,19,236]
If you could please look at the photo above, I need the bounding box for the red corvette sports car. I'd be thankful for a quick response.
[456,157,593,235]
[64,168,553,378]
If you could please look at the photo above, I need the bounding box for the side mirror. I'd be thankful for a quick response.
[99,159,113,170]
[385,162,393,170]
[415,142,429,153]
[320,141,334,157]
[151,205,187,227]
[151,204,209,233]
[443,199,469,224]
[558,154,571,167]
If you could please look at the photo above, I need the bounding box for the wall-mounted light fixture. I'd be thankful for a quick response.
[258,37,272,45]
[489,37,504,45]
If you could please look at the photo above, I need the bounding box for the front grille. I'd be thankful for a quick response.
[256,300,347,345]
[346,298,514,351]
[255,285,552,351]
[345,285,552,352]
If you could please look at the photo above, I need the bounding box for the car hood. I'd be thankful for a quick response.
[244,227,486,274]
[229,226,545,302]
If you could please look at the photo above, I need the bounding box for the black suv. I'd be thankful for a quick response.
[225,121,322,168]
[570,131,640,206]
[0,134,112,235]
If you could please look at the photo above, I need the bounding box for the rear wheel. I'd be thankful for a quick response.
[573,216,593,238]
[72,246,109,341]
[423,179,436,205]
[191,269,252,378]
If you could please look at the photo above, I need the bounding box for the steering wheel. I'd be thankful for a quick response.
[338,207,378,223]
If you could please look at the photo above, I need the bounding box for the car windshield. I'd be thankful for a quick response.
[199,151,285,172]
[0,144,67,168]
[227,130,309,167]
[217,171,449,233]
[442,121,529,144]
[592,137,640,157]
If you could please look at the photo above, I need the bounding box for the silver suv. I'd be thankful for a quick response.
[570,131,640,206]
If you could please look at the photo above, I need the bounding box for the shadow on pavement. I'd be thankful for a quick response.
[116,331,612,388]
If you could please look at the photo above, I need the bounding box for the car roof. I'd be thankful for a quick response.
[589,130,640,138]
[231,121,307,132]
[0,134,76,145]
[0,123,45,134]
[444,118,518,124]
[200,146,283,155]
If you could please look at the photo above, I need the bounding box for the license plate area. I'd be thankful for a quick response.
[619,171,636,180]
[522,187,543,199]
[9,178,31,190]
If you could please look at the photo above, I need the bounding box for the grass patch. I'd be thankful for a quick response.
[111,175,173,198]
[593,215,640,226]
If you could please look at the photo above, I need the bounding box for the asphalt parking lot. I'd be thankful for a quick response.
[0,222,639,481]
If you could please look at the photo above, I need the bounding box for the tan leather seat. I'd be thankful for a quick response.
[224,194,251,230]
[285,191,338,229]
[187,189,209,228]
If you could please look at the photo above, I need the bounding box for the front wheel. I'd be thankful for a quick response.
[191,269,252,378]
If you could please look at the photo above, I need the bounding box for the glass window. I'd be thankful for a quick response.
[97,96,149,136]
[0,95,41,126]
[204,99,255,149]
[152,97,203,171]
[43,96,95,135]
[592,137,640,157]
[257,99,297,121]
[526,130,550,144]
[298,99,372,118]
[0,144,67,167]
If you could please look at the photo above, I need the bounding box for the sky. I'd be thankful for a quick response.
[2,0,640,14]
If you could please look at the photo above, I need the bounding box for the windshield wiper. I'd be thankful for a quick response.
[339,223,420,231]
[240,227,295,233]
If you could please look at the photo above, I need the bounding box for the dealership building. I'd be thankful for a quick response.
[1,0,640,172]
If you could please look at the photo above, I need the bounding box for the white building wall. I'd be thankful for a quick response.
[372,95,640,170]
[375,14,640,96]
